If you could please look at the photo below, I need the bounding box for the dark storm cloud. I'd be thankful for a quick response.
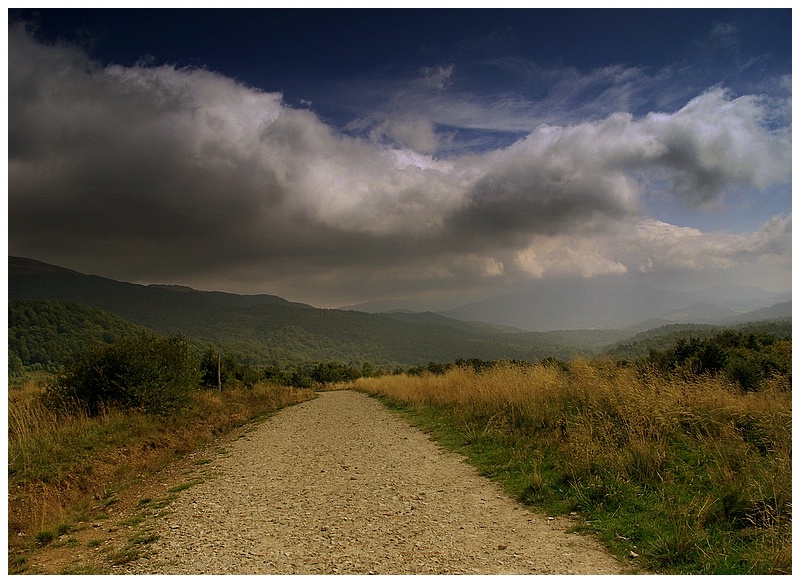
[7,23,792,305]
[444,160,635,250]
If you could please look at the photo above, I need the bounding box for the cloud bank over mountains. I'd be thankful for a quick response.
[7,22,791,307]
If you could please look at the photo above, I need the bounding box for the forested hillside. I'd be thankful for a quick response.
[8,300,154,373]
[6,257,628,367]
[603,320,792,360]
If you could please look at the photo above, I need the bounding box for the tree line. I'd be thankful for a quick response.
[44,332,395,417]
[12,298,791,420]
[640,329,791,391]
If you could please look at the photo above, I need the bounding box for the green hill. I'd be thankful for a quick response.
[8,257,612,367]
[9,299,156,373]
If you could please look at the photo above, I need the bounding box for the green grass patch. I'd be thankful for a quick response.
[128,531,160,546]
[9,554,28,574]
[34,530,56,547]
[106,530,160,567]
[167,477,204,493]
[120,513,147,528]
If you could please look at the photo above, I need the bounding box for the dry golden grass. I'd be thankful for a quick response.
[352,358,791,574]
[8,378,314,550]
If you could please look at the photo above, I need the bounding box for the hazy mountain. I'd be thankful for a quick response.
[378,311,526,334]
[689,285,792,312]
[717,301,792,324]
[656,302,738,323]
[438,277,788,331]
[338,296,476,314]
[622,300,791,336]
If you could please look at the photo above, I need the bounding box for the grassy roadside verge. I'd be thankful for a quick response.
[351,360,791,575]
[8,375,314,573]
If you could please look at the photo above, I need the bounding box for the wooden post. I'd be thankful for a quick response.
[218,353,222,391]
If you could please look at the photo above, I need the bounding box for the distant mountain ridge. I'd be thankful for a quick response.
[8,257,329,323]
[436,277,789,331]
[8,257,790,368]
[341,277,789,332]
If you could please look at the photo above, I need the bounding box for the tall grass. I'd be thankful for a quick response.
[352,359,791,574]
[8,376,314,553]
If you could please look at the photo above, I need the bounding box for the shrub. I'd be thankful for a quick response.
[311,361,361,384]
[48,334,199,416]
[646,331,792,392]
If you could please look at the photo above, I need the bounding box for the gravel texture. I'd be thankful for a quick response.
[124,390,623,574]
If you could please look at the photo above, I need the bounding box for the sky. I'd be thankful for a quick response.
[6,8,793,309]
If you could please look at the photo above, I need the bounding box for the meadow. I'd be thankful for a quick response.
[351,358,791,574]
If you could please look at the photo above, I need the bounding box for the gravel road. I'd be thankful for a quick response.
[125,390,623,574]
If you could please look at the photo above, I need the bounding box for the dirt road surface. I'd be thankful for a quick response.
[123,390,624,574]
